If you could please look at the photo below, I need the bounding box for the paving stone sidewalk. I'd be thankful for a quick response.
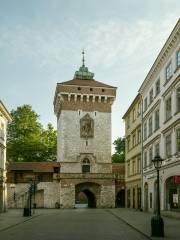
[0,209,37,232]
[109,208,180,240]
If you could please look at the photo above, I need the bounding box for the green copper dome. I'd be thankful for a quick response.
[74,51,94,80]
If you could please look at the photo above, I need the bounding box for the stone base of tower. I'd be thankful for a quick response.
[59,173,115,208]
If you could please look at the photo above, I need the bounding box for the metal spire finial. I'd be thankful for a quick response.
[82,50,85,66]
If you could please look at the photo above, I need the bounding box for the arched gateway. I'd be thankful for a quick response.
[54,53,117,208]
[75,182,100,208]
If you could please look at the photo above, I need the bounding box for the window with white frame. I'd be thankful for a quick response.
[176,86,180,113]
[155,109,160,130]
[148,116,153,136]
[176,128,180,153]
[149,147,153,166]
[144,151,147,168]
[144,97,148,111]
[165,62,172,81]
[155,79,160,96]
[165,134,172,157]
[143,122,147,140]
[149,88,153,105]
[165,96,172,121]
[177,50,180,67]
[155,142,160,156]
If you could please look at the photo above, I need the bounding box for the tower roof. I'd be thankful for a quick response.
[58,79,116,89]
[74,50,94,80]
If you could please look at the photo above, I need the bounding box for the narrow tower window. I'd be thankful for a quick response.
[82,158,90,173]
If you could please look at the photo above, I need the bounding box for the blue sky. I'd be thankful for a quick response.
[0,0,180,148]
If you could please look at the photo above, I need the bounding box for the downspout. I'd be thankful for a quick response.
[140,93,144,211]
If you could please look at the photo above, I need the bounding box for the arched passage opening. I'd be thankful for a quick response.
[116,190,125,208]
[75,182,100,208]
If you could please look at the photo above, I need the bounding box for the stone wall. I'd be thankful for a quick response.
[7,182,60,209]
[58,110,112,173]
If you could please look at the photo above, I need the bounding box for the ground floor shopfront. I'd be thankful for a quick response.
[125,179,141,209]
[143,161,180,213]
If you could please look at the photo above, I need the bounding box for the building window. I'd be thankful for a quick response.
[149,89,153,105]
[127,163,130,176]
[132,160,136,175]
[176,86,180,113]
[176,128,180,153]
[154,109,160,131]
[137,156,141,173]
[177,50,180,67]
[137,102,141,116]
[82,158,90,173]
[127,116,130,129]
[165,62,172,81]
[138,129,141,144]
[165,96,172,121]
[133,108,136,122]
[144,97,148,112]
[144,151,147,168]
[150,193,152,208]
[165,134,172,158]
[148,116,153,136]
[155,143,160,156]
[127,137,130,152]
[143,122,147,140]
[155,79,160,96]
[149,147,153,166]
[133,134,136,147]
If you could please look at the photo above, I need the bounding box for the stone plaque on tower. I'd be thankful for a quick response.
[80,114,94,138]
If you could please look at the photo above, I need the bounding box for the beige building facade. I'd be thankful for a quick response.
[0,100,11,212]
[123,94,142,209]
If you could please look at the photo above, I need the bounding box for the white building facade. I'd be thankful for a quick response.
[139,19,180,212]
[0,100,11,212]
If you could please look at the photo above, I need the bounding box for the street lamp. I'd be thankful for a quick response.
[151,155,164,237]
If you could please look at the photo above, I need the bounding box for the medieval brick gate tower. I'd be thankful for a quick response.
[54,52,116,208]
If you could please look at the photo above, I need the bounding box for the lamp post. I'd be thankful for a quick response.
[151,155,164,237]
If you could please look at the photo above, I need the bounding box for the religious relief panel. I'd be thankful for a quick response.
[80,113,94,138]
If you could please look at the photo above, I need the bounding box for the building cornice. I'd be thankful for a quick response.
[139,19,180,93]
[0,100,12,122]
[122,94,140,119]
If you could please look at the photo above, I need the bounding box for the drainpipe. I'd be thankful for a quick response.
[140,93,144,211]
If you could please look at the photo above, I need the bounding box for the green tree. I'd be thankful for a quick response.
[7,105,57,162]
[112,137,125,163]
[41,123,57,161]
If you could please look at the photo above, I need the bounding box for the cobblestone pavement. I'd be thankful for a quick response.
[109,208,180,240]
[0,209,149,240]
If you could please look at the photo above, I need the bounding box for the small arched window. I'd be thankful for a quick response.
[82,158,90,173]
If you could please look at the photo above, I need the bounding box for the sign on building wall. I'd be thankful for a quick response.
[173,176,180,184]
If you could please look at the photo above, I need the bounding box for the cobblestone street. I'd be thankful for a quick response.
[0,209,149,240]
